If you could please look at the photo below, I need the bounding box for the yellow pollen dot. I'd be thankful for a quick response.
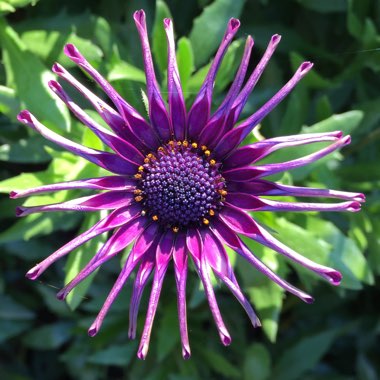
[134,173,142,179]
[219,189,228,197]
[152,215,159,221]
[144,158,150,163]
[177,141,182,146]
[201,145,207,151]
[168,140,175,146]
[147,153,154,158]
[204,150,211,157]
[210,159,216,166]
[203,218,209,225]
[158,147,164,152]
[191,142,198,149]
[138,166,144,172]
[134,189,142,194]
[209,209,215,216]
[134,196,143,202]
[182,140,189,147]
[172,226,179,233]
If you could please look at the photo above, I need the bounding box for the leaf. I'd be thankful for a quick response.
[0,19,71,132]
[22,322,72,349]
[272,329,339,380]
[64,212,107,310]
[199,347,241,378]
[0,294,35,320]
[176,37,194,98]
[0,0,39,14]
[152,0,172,76]
[301,111,364,135]
[107,61,146,84]
[156,303,180,361]
[296,0,347,13]
[0,85,20,117]
[87,343,138,366]
[243,343,271,380]
[189,0,246,67]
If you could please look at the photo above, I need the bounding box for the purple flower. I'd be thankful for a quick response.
[13,10,364,360]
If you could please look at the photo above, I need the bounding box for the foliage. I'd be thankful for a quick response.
[0,0,379,379]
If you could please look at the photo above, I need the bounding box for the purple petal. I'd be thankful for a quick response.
[226,193,361,213]
[214,61,313,159]
[219,204,342,285]
[227,179,365,202]
[223,131,342,169]
[57,216,148,301]
[88,227,153,338]
[16,191,134,216]
[223,136,351,180]
[25,204,141,280]
[164,18,187,141]
[187,18,240,139]
[10,176,137,199]
[63,43,160,150]
[186,227,202,265]
[228,34,282,126]
[210,218,314,303]
[203,230,260,327]
[17,110,137,175]
[137,230,175,360]
[173,231,191,359]
[52,63,148,151]
[49,80,144,165]
[199,36,254,147]
[128,243,156,339]
[134,10,172,141]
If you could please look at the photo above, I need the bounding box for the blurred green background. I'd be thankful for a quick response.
[0,0,379,379]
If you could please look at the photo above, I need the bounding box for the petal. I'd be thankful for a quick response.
[16,191,134,216]
[25,204,141,280]
[219,204,342,285]
[52,63,148,151]
[214,61,313,159]
[57,216,148,300]
[173,231,191,359]
[49,80,145,165]
[210,218,314,303]
[199,36,254,147]
[137,230,175,359]
[134,10,172,141]
[63,43,160,150]
[128,243,156,339]
[223,131,342,169]
[226,193,361,213]
[223,136,351,180]
[227,179,365,202]
[187,18,240,139]
[228,34,281,126]
[10,176,137,199]
[17,110,137,176]
[203,229,260,327]
[164,18,187,141]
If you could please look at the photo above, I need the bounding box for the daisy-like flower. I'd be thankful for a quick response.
[13,10,364,359]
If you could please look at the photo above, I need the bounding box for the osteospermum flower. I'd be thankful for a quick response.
[13,10,364,359]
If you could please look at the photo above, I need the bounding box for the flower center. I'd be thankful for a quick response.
[135,141,226,230]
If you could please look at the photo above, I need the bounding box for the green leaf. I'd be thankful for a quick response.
[243,343,271,380]
[0,19,71,132]
[176,37,194,98]
[107,61,146,83]
[0,0,39,14]
[0,294,35,320]
[22,322,72,349]
[152,0,172,76]
[296,0,347,13]
[156,303,180,361]
[189,0,245,67]
[301,111,364,135]
[199,347,241,378]
[272,329,339,380]
[0,85,20,117]
[87,343,138,366]
[64,212,107,310]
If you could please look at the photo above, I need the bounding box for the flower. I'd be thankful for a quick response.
[12,10,364,360]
